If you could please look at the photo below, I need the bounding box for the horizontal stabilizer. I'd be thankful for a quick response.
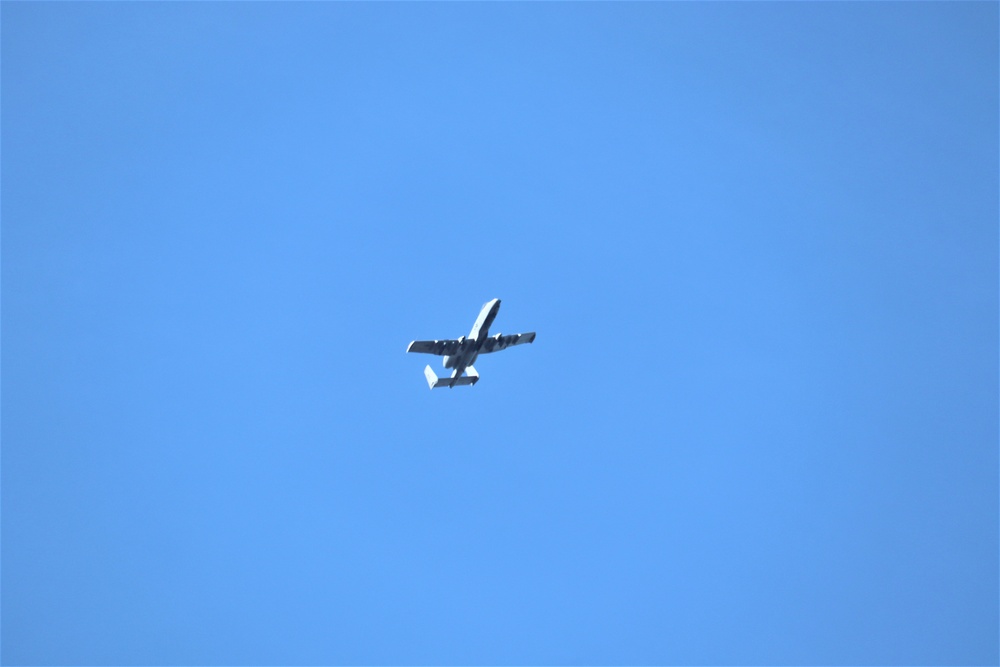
[424,365,479,389]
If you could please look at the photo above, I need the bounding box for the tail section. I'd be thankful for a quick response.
[423,365,479,389]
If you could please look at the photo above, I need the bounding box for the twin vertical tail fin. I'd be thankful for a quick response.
[424,365,479,389]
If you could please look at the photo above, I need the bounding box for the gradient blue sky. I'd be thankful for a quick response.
[3,3,998,665]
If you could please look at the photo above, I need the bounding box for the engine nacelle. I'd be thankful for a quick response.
[443,337,467,368]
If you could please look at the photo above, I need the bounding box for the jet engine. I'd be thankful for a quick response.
[442,336,467,368]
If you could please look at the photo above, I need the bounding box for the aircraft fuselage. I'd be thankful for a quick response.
[442,298,501,372]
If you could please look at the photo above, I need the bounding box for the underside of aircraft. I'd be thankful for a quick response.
[406,298,535,389]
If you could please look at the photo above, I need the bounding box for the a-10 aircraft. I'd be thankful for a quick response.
[407,298,535,389]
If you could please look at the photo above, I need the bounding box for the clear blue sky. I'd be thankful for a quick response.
[2,3,997,665]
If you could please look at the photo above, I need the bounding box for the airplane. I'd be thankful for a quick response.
[407,298,535,389]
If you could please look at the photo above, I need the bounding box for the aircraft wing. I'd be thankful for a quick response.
[407,339,462,356]
[479,332,536,354]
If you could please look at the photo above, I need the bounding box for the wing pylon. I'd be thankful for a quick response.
[407,339,462,356]
[478,332,536,353]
